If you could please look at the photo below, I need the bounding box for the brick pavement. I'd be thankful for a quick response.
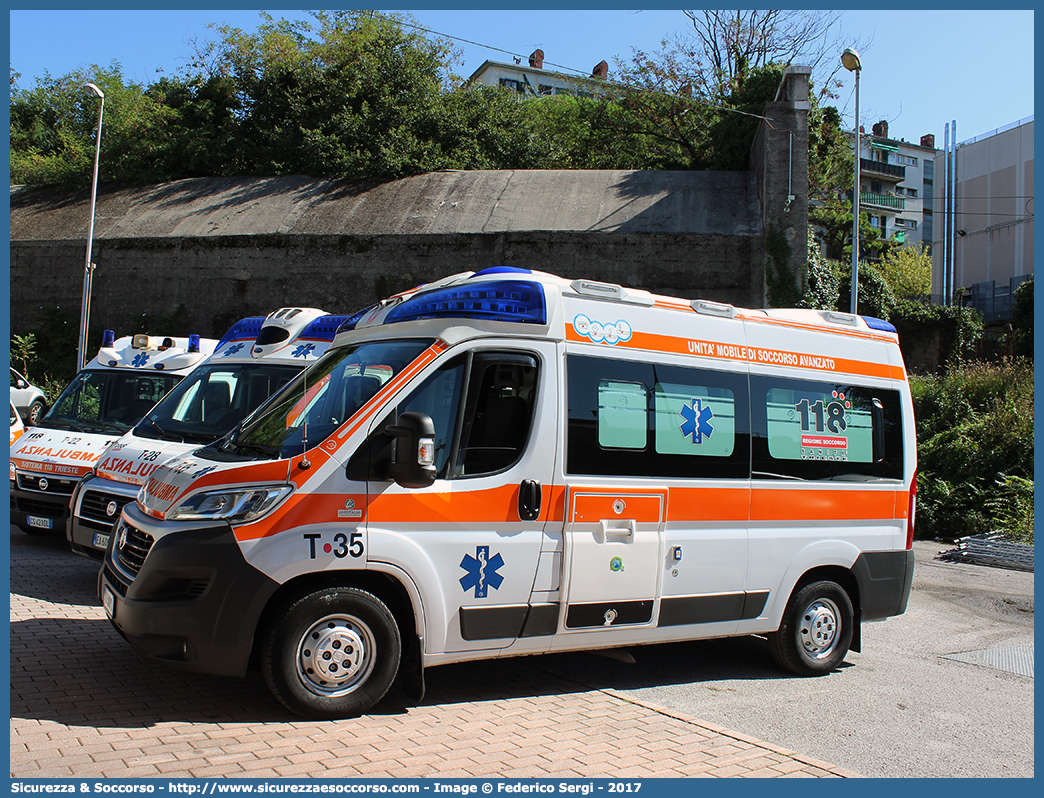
[10,528,858,779]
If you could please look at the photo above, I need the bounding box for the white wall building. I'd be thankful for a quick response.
[467,49,611,98]
[933,116,1034,320]
[855,121,940,256]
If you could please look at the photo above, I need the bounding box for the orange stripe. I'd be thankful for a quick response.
[235,491,367,541]
[566,326,903,380]
[667,486,751,522]
[571,492,663,523]
[750,487,905,522]
[369,484,527,524]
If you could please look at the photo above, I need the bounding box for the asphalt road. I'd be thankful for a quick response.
[539,541,1035,778]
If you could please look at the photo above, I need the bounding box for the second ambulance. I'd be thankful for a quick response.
[100,268,917,719]
[11,332,216,535]
[69,308,349,558]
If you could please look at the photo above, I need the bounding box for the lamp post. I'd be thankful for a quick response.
[842,48,861,315]
[78,82,105,370]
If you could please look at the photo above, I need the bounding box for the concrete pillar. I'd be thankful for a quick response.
[751,65,811,307]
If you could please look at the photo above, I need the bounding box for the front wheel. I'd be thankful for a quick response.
[26,400,45,426]
[768,580,854,676]
[261,587,401,719]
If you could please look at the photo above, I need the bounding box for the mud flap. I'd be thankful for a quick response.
[399,634,425,702]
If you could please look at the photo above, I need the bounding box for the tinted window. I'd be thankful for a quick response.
[567,355,749,479]
[750,376,903,481]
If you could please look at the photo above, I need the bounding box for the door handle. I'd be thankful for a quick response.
[600,519,636,542]
[518,480,541,521]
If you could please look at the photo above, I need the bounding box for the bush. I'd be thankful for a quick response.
[911,359,1034,543]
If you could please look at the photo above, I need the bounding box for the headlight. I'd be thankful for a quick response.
[167,485,293,524]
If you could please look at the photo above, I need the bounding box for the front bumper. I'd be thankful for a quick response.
[69,474,139,559]
[99,503,280,678]
[10,469,77,534]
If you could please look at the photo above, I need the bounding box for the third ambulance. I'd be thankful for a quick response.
[68,308,350,558]
[100,268,917,719]
[11,332,216,536]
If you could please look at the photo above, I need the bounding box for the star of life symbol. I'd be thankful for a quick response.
[291,343,316,358]
[221,343,245,357]
[459,546,505,598]
[680,398,714,444]
[131,352,150,368]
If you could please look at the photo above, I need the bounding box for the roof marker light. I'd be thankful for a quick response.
[188,334,201,353]
[385,280,547,326]
[102,330,116,347]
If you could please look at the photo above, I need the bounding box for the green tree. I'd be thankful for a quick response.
[11,64,180,186]
[878,243,932,300]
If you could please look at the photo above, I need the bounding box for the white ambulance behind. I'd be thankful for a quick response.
[69,308,350,558]
[100,268,917,719]
[11,332,216,536]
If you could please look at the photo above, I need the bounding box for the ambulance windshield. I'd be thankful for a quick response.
[40,369,181,434]
[216,339,434,460]
[134,362,302,444]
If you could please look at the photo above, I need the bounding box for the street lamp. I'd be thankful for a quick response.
[78,82,105,371]
[842,47,861,315]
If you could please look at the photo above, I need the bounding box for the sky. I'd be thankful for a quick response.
[6,7,1036,146]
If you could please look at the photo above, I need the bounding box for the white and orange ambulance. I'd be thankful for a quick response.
[100,268,917,719]
[68,308,349,558]
[10,332,216,536]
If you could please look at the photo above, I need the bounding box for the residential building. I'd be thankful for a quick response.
[854,120,940,256]
[932,116,1033,321]
[467,49,611,98]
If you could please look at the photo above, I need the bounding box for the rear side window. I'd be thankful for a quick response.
[750,376,903,481]
[567,354,749,479]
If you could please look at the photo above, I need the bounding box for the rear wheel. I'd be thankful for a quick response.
[261,587,401,719]
[768,580,854,675]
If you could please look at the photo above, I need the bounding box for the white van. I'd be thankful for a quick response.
[10,332,216,535]
[68,308,350,558]
[100,268,917,719]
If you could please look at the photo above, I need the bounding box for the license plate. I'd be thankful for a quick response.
[27,516,52,529]
[93,532,110,550]
[102,587,115,619]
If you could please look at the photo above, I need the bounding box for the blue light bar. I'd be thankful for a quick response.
[102,330,116,347]
[188,334,201,353]
[216,317,266,349]
[336,304,377,335]
[862,316,897,333]
[303,314,353,341]
[385,280,547,326]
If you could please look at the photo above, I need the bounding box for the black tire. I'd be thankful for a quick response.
[26,400,45,426]
[261,587,401,719]
[768,580,854,676]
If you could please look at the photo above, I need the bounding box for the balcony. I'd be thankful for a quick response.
[860,158,905,180]
[860,191,905,210]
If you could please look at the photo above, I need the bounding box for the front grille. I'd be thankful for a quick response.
[17,472,77,496]
[15,496,69,517]
[103,563,131,597]
[80,489,135,526]
[114,520,155,577]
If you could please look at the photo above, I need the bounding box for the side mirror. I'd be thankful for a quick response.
[382,411,436,488]
[16,379,26,389]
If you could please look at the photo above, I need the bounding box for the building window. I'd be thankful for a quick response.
[499,78,524,93]
[904,156,918,166]
[538,84,553,96]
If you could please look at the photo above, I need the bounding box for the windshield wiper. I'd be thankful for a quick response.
[36,419,85,433]
[136,415,185,442]
[227,430,279,459]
